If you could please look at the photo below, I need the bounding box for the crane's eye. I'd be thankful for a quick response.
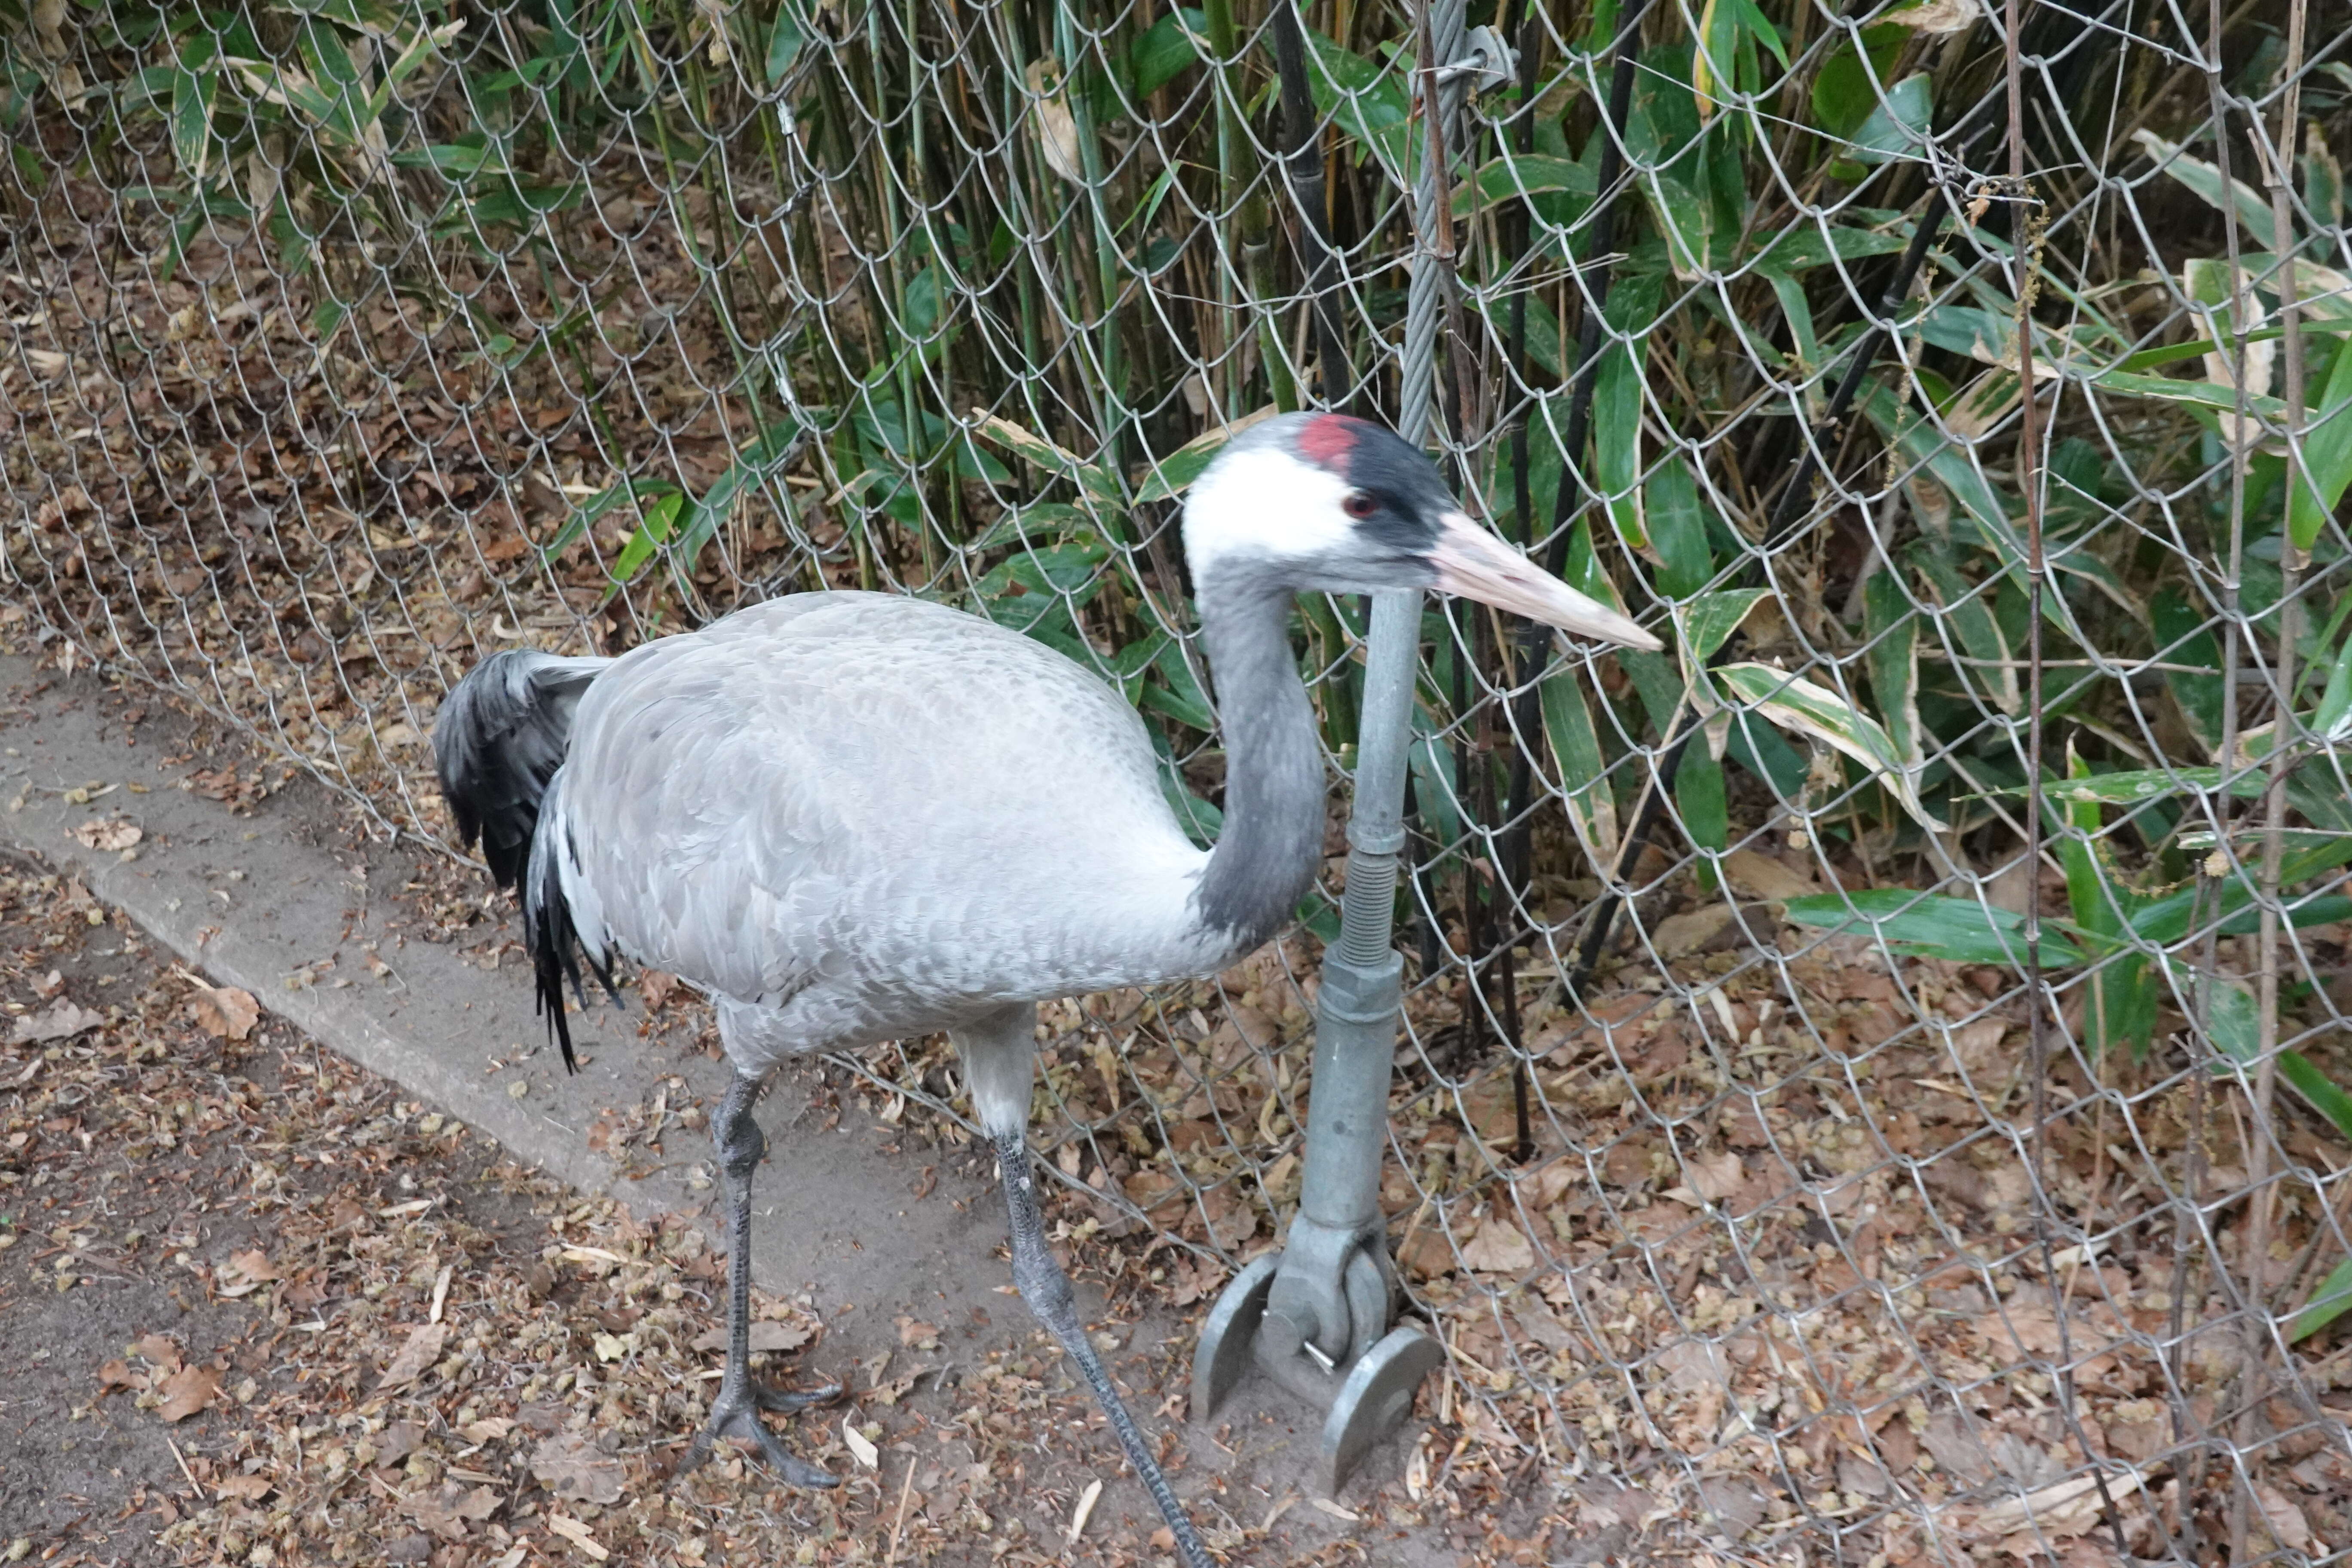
[1341,490,1377,520]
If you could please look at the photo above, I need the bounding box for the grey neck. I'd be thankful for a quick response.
[1192,568,1327,953]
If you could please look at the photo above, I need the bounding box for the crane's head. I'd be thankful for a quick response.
[1182,413,1663,650]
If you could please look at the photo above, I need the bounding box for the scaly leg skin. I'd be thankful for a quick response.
[679,1071,840,1485]
[996,1132,1214,1568]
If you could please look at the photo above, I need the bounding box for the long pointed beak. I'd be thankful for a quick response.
[1428,514,1663,651]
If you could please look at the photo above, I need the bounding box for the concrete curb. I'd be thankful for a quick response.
[0,652,1006,1315]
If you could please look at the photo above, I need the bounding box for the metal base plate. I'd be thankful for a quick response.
[1317,1323,1444,1499]
[1190,1253,1278,1423]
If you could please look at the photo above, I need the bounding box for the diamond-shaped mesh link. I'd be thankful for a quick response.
[7,0,2352,1556]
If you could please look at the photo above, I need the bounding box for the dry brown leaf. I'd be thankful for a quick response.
[404,1481,502,1538]
[1722,848,1818,901]
[214,1474,272,1502]
[156,1362,220,1422]
[529,1430,626,1504]
[9,999,104,1044]
[842,1417,879,1469]
[459,1417,517,1443]
[1687,1150,1745,1202]
[133,1333,182,1373]
[894,1317,940,1348]
[378,1321,450,1390]
[1966,1468,2122,1549]
[1975,1301,2065,1357]
[1649,903,1736,958]
[2257,1482,2312,1551]
[189,983,260,1041]
[71,817,141,851]
[690,1319,811,1355]
[545,1514,610,1561]
[1460,1215,1536,1274]
[637,968,678,1008]
[96,1358,138,1391]
[213,1248,278,1298]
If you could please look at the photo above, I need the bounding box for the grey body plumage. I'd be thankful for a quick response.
[433,413,1660,1562]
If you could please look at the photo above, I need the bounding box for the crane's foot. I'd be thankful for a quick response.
[751,1378,840,1415]
[678,1376,842,1487]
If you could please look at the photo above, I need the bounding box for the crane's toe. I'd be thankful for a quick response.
[680,1380,840,1489]
[753,1378,841,1415]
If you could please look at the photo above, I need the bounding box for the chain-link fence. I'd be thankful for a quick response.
[8,0,2352,1557]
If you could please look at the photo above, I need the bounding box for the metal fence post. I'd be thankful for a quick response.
[1192,0,1492,1498]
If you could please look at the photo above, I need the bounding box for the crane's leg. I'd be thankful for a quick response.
[961,1010,1213,1568]
[680,1069,839,1485]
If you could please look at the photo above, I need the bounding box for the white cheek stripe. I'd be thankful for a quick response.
[1184,447,1354,577]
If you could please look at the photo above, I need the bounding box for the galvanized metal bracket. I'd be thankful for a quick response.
[1191,0,1477,1501]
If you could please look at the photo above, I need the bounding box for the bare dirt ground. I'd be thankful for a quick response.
[0,841,1473,1568]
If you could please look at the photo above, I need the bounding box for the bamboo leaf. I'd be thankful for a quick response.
[1677,589,1766,664]
[2288,332,2352,553]
[2282,1050,2352,1146]
[1539,668,1619,863]
[971,412,1124,506]
[2133,130,2282,252]
[1716,662,1945,830]
[1781,890,2089,967]
[2292,1258,2352,1342]
[1132,405,1278,503]
[1862,570,1922,771]
[170,67,216,180]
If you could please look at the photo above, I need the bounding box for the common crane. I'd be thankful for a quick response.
[434,413,1660,1564]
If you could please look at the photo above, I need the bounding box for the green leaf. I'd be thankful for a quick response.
[169,67,216,180]
[970,501,1094,554]
[2288,332,2352,553]
[1747,224,1911,278]
[1565,518,1681,731]
[2133,130,2282,251]
[1716,662,1945,831]
[1460,152,1595,207]
[1810,23,1905,140]
[1845,73,1932,168]
[2292,1258,2352,1342]
[541,478,678,565]
[664,420,807,590]
[1133,407,1276,504]
[972,413,1124,507]
[1127,9,1204,98]
[2086,368,2290,423]
[1540,667,1619,863]
[2205,975,2261,1067]
[1678,589,1766,663]
[604,490,688,587]
[1989,767,2257,804]
[2319,628,2352,740]
[2151,588,2224,757]
[1147,635,1216,732]
[1862,381,2024,594]
[1675,747,1728,853]
[2282,1050,2352,1145]
[1300,30,1412,177]
[2130,844,2352,942]
[1592,277,1661,554]
[766,3,806,82]
[1782,890,2089,968]
[1862,570,1922,772]
[1644,455,1712,597]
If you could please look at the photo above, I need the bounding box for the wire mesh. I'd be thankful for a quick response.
[7,0,2352,1558]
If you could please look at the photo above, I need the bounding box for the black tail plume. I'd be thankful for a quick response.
[433,649,610,888]
[524,803,621,1074]
[436,649,616,1072]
